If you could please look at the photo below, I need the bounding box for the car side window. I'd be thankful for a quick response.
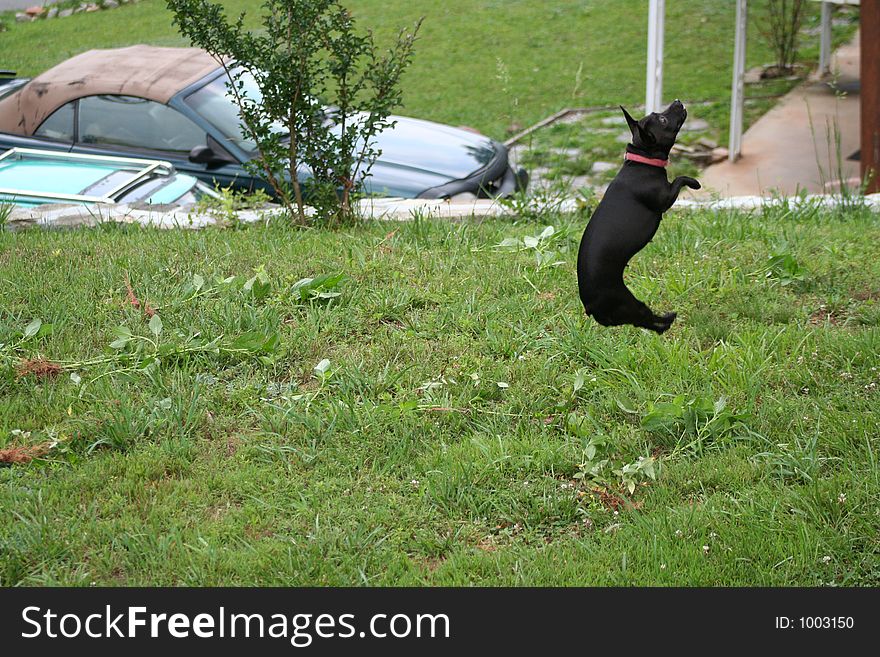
[77,95,205,154]
[34,102,76,142]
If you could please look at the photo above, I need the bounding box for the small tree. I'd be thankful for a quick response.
[756,0,807,77]
[166,0,421,225]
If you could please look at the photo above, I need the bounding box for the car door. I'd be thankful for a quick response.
[68,94,252,193]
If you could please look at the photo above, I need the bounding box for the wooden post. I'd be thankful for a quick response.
[863,0,880,193]
[729,0,748,162]
[646,0,665,114]
[820,2,833,75]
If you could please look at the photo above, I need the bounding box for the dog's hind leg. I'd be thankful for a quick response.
[600,284,676,334]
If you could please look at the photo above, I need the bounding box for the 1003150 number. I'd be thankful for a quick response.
[799,617,854,629]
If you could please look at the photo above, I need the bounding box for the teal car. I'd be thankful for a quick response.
[0,148,218,208]
[0,46,528,200]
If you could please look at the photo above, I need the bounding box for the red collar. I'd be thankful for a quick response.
[624,152,668,168]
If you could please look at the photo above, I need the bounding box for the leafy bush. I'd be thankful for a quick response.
[755,0,807,75]
[166,0,421,225]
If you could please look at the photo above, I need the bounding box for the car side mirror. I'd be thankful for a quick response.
[188,145,216,165]
[189,135,237,167]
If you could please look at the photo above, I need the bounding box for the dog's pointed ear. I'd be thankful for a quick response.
[620,105,655,146]
[620,106,639,132]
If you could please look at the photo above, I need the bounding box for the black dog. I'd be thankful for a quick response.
[576,100,700,334]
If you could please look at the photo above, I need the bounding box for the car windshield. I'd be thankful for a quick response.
[184,68,287,154]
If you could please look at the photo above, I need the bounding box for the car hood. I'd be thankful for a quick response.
[364,115,500,197]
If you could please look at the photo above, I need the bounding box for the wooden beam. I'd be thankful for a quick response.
[729,0,748,162]
[646,0,665,114]
[862,0,880,192]
[820,2,833,75]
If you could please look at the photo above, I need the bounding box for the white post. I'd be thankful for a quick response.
[729,0,748,162]
[819,2,833,75]
[646,0,665,114]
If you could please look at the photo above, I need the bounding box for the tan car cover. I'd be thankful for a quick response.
[0,45,221,136]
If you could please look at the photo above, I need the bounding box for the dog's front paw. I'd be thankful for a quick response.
[685,178,701,190]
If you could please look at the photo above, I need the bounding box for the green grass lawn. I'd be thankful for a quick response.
[2,202,879,586]
[0,0,858,139]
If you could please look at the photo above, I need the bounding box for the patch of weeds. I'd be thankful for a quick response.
[243,266,273,301]
[1,318,57,385]
[194,185,273,226]
[232,267,348,311]
[751,433,829,484]
[566,413,658,497]
[253,356,338,434]
[290,273,346,304]
[639,394,751,455]
[0,201,13,229]
[367,290,438,327]
[765,251,807,288]
[498,181,589,222]
[854,299,880,326]
[6,312,281,391]
[1,317,53,361]
[249,360,352,468]
[88,402,155,453]
[760,439,826,484]
[86,379,206,454]
[481,224,568,272]
[106,315,281,370]
[689,307,733,345]
[153,380,206,442]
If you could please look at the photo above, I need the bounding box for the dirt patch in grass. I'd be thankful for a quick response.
[594,488,628,511]
[375,229,398,255]
[419,556,446,572]
[475,536,498,553]
[244,525,275,540]
[225,434,240,458]
[809,306,845,326]
[15,358,62,379]
[0,442,50,465]
[852,289,880,302]
[581,486,643,512]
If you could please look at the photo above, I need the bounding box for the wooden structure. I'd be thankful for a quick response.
[861,0,879,192]
[646,0,666,115]
[646,1,874,180]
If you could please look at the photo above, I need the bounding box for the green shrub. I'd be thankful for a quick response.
[167,0,421,225]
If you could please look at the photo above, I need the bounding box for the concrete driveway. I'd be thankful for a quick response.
[699,32,862,196]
